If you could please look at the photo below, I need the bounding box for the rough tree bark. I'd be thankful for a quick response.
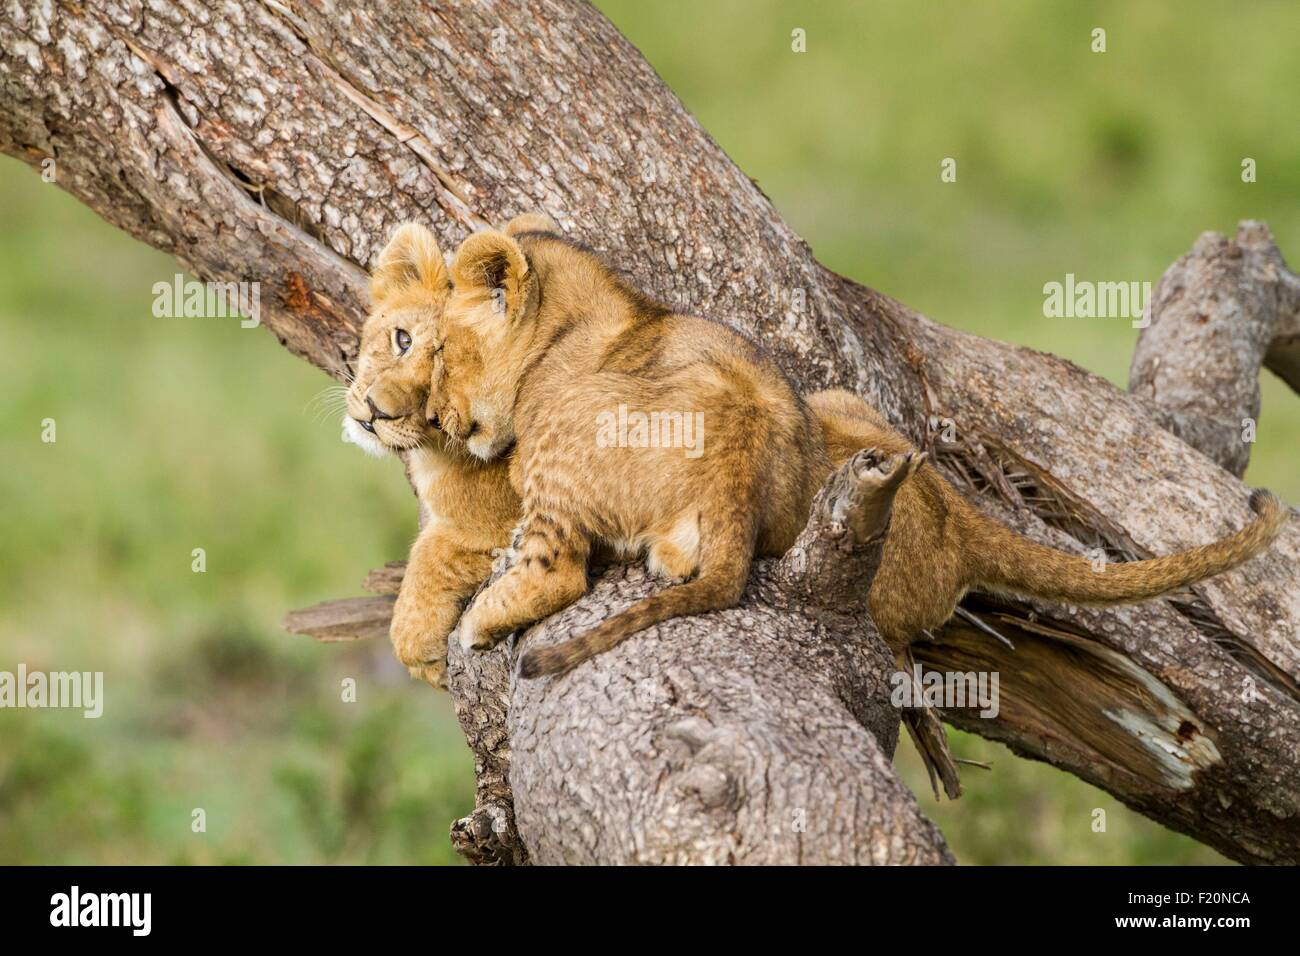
[3,0,1296,864]
[1130,221,1300,476]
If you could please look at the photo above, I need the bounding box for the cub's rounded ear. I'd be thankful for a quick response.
[503,212,558,237]
[371,222,450,304]
[451,230,529,316]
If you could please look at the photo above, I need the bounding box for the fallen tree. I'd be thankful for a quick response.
[3,0,1296,864]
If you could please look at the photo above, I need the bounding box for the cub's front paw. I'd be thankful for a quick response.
[390,614,449,680]
[407,661,448,691]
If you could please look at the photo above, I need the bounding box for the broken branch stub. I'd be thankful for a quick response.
[1130,220,1300,475]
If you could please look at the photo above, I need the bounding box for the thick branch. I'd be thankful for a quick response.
[492,562,950,864]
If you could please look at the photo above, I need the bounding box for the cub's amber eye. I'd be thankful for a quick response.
[393,328,412,355]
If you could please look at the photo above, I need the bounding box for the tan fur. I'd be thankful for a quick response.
[346,222,518,687]
[809,389,1289,643]
[431,228,828,675]
[428,230,1287,678]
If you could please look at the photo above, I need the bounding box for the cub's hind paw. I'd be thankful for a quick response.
[848,446,887,473]
[457,606,506,651]
[827,447,925,537]
[456,620,480,651]
[848,447,926,487]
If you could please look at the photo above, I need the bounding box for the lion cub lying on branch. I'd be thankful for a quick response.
[411,219,1286,679]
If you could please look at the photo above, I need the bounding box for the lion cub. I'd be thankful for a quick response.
[344,222,518,687]
[430,224,1287,679]
[431,225,831,675]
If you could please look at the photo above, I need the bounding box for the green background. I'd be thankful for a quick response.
[1,0,1295,864]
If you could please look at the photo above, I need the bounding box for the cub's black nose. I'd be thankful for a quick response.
[366,396,399,421]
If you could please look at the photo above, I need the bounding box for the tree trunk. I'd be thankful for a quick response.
[4,0,1296,865]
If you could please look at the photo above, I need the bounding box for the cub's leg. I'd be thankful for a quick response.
[391,523,496,688]
[518,505,756,678]
[458,510,591,650]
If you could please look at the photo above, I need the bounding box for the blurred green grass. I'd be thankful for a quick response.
[2,0,1294,865]
[0,172,472,864]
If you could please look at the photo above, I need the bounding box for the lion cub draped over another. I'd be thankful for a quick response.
[428,223,1286,679]
[343,223,519,687]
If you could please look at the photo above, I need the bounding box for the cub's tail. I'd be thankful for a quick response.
[519,524,752,679]
[974,489,1287,605]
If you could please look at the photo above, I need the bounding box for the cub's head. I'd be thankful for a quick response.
[430,215,553,461]
[343,223,452,456]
